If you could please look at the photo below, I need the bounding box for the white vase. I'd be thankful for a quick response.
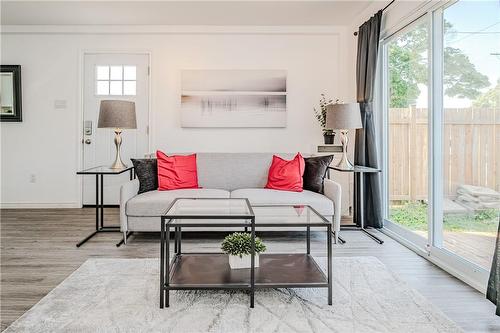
[228,254,260,269]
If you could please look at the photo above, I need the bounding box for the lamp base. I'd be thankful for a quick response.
[110,158,127,170]
[110,129,127,169]
[335,156,354,170]
[335,129,354,170]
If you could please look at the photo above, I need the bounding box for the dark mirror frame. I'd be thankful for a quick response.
[0,65,22,122]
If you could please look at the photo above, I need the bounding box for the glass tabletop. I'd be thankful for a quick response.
[252,205,329,226]
[164,198,254,219]
[77,165,134,175]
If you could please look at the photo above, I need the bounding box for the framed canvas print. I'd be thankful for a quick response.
[0,65,22,122]
[181,70,287,128]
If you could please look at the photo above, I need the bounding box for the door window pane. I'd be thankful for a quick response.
[441,1,500,269]
[109,81,122,95]
[110,66,123,80]
[123,66,136,80]
[96,81,109,95]
[96,66,109,80]
[95,65,136,96]
[387,21,430,239]
[123,81,136,95]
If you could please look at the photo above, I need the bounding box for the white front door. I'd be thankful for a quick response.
[82,53,149,205]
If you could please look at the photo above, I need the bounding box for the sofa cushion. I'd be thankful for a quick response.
[131,158,158,194]
[126,188,230,217]
[265,153,305,192]
[196,153,297,191]
[230,188,334,216]
[157,151,199,190]
[303,155,334,194]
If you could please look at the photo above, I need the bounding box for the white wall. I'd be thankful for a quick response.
[0,27,355,213]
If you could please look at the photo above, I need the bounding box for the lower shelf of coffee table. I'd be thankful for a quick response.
[167,253,328,289]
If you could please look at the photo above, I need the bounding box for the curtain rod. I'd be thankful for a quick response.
[353,0,395,36]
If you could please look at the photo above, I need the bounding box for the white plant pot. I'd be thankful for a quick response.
[228,254,260,269]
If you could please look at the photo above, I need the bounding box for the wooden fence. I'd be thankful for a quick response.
[389,107,500,201]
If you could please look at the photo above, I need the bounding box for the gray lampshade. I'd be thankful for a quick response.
[98,100,137,129]
[325,103,362,130]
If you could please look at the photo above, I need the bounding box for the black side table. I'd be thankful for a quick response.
[76,166,134,247]
[328,165,384,244]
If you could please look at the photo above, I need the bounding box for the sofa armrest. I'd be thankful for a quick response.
[120,179,139,232]
[323,178,342,236]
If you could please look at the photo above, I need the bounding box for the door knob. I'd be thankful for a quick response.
[85,139,92,144]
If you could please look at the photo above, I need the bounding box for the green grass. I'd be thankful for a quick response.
[389,201,499,233]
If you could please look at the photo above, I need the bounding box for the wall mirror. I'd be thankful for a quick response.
[0,65,22,122]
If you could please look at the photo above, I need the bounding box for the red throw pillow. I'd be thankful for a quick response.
[156,151,199,190]
[265,153,305,192]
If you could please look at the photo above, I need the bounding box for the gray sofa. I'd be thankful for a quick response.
[120,153,342,243]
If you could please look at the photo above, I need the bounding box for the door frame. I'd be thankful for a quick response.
[378,0,491,293]
[77,49,152,207]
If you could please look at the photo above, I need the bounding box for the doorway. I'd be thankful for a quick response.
[82,53,150,205]
[381,1,500,290]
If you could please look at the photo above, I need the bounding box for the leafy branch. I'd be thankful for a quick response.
[314,94,339,133]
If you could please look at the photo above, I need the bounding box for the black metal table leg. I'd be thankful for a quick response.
[337,233,346,244]
[174,227,178,254]
[361,228,384,244]
[95,174,99,230]
[76,174,101,248]
[306,226,310,254]
[178,227,182,255]
[338,173,384,245]
[100,174,104,228]
[76,166,134,247]
[160,218,165,309]
[165,222,170,307]
[358,173,384,244]
[250,218,255,308]
[327,224,332,305]
[76,231,99,247]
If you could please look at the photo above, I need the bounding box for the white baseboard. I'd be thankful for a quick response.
[0,202,80,209]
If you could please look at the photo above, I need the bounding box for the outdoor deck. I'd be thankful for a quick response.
[444,231,496,270]
[414,230,497,269]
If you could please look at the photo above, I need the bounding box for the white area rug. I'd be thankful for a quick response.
[5,257,462,332]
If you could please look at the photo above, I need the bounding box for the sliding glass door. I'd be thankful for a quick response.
[438,1,500,271]
[385,18,430,246]
[382,0,500,287]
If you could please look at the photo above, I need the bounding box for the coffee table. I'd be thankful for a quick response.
[160,198,332,308]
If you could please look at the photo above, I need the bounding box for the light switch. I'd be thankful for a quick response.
[54,100,67,109]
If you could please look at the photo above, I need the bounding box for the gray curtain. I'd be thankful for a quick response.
[354,10,383,228]
[487,218,500,315]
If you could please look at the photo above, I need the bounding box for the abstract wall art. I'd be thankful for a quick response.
[181,70,287,128]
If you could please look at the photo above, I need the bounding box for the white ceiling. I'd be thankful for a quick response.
[1,1,375,26]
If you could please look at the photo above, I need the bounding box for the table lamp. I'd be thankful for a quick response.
[98,100,137,169]
[326,103,362,170]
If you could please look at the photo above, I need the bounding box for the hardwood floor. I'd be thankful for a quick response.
[1,208,499,332]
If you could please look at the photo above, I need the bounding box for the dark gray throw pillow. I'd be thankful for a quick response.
[303,155,334,194]
[131,158,158,194]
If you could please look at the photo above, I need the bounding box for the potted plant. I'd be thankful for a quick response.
[314,94,339,144]
[221,232,267,269]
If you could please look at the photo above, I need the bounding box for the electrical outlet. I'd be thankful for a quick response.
[29,174,36,183]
